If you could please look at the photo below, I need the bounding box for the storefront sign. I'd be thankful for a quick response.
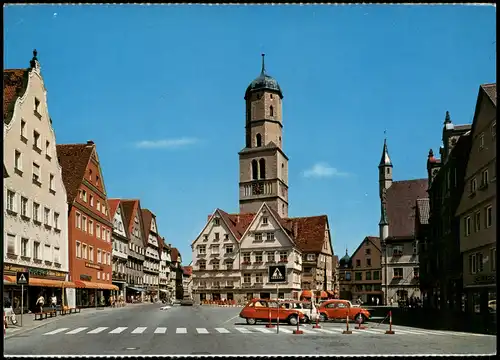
[4,264,66,279]
[80,274,92,281]
[85,262,102,270]
[474,274,495,285]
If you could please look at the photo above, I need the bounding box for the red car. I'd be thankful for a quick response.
[318,299,371,323]
[239,299,305,325]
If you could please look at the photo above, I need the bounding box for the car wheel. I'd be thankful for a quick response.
[288,315,299,326]
[319,313,327,322]
[246,318,256,325]
[302,315,310,324]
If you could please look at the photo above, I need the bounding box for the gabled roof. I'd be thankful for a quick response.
[182,266,192,276]
[56,143,95,204]
[107,199,121,219]
[481,83,496,106]
[287,215,328,253]
[416,198,430,225]
[120,199,143,236]
[351,236,381,259]
[217,210,255,241]
[3,69,29,122]
[386,179,428,238]
[171,247,180,262]
[141,209,153,240]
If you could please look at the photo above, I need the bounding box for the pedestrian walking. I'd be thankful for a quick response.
[50,294,57,310]
[36,294,45,313]
[376,297,380,306]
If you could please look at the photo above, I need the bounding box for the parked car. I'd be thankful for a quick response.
[281,300,319,323]
[317,299,371,323]
[239,299,305,326]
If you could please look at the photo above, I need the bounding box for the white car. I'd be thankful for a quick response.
[281,301,319,323]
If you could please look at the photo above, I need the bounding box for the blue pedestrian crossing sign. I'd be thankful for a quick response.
[16,271,29,285]
[268,265,287,283]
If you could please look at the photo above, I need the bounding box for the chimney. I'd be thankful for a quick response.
[87,140,94,145]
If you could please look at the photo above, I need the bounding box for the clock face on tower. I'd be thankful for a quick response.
[252,182,264,195]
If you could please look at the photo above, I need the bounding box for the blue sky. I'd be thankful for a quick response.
[4,5,496,263]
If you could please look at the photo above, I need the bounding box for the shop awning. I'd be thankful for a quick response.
[29,278,64,288]
[159,289,168,293]
[300,290,312,298]
[319,291,328,298]
[100,283,119,291]
[127,286,145,292]
[63,281,77,288]
[74,280,102,289]
[3,275,15,284]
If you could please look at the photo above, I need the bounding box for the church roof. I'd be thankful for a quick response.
[244,54,283,100]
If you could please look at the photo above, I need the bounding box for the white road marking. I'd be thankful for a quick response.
[87,327,108,334]
[109,327,128,334]
[253,327,273,333]
[196,328,209,334]
[65,327,88,334]
[276,327,293,333]
[154,327,167,334]
[176,327,187,334]
[356,328,383,334]
[215,328,230,333]
[392,328,426,335]
[131,327,147,334]
[43,328,69,335]
[312,328,337,334]
[235,327,253,333]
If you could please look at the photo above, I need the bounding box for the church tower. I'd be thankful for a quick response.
[239,54,289,218]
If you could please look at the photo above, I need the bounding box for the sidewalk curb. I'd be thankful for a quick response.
[4,303,152,339]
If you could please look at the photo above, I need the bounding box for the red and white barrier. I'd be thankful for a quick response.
[293,313,303,334]
[342,313,352,334]
[385,310,395,334]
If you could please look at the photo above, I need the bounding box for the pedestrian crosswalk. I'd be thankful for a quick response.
[41,325,494,338]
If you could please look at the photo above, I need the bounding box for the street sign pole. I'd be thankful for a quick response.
[21,284,23,327]
[276,283,279,334]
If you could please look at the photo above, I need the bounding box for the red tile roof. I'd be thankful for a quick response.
[386,179,428,238]
[120,199,142,236]
[107,199,121,219]
[141,209,153,246]
[56,143,94,204]
[3,69,29,121]
[171,247,180,262]
[183,266,192,276]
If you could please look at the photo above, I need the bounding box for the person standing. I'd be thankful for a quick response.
[36,294,45,313]
[50,294,57,310]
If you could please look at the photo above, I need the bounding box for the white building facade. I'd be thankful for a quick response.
[110,200,129,299]
[159,241,171,299]
[3,52,70,308]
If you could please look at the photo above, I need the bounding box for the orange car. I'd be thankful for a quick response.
[239,299,305,326]
[317,299,371,323]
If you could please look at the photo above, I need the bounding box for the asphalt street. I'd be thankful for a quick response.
[4,304,497,355]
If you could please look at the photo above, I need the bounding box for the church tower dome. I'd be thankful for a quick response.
[244,54,283,100]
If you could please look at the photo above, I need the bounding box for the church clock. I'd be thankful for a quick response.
[252,182,264,195]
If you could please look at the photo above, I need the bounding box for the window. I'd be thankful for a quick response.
[365,248,371,255]
[198,245,206,255]
[225,245,233,254]
[267,252,275,262]
[44,207,50,226]
[214,232,220,240]
[243,253,251,263]
[225,261,233,270]
[106,273,110,281]
[34,97,40,112]
[107,253,111,265]
[212,262,219,270]
[243,273,251,284]
[20,238,29,257]
[481,170,489,187]
[464,216,471,237]
[49,174,55,192]
[14,150,22,171]
[97,272,100,280]
[45,140,51,158]
[211,245,219,254]
[82,190,87,202]
[279,251,287,263]
[33,202,40,222]
[97,249,102,263]
[82,244,87,259]
[89,195,94,207]
[266,232,274,241]
[366,258,372,267]
[471,178,477,193]
[251,159,258,180]
[393,268,403,279]
[262,216,268,224]
[366,271,372,280]
[307,254,315,261]
[33,131,41,149]
[76,241,81,258]
[373,271,380,280]
[198,261,206,270]
[474,211,481,232]
[33,241,40,260]
[392,245,403,256]
[491,248,496,271]
[255,252,263,263]
[82,216,88,232]
[53,212,59,229]
[254,233,262,241]
[256,133,262,147]
[76,212,81,229]
[89,246,94,262]
[269,105,274,117]
[486,206,492,228]
[20,119,26,139]
[479,132,484,150]
[214,218,220,226]
[20,197,28,217]
[259,158,266,179]
[6,190,16,212]
[355,272,362,281]
[7,234,16,254]
[413,267,419,278]
[97,200,101,211]
[356,259,361,267]
[54,247,60,264]
[32,163,40,183]
[88,220,93,235]
[255,273,263,283]
[96,224,101,238]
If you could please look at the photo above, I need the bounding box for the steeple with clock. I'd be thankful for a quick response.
[238,54,289,218]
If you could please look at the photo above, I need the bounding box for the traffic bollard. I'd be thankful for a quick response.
[265,309,275,328]
[342,313,352,334]
[385,310,395,334]
[293,314,303,334]
[312,316,321,329]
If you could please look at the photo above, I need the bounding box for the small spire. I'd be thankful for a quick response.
[444,111,451,124]
[30,49,38,69]
[428,149,434,158]
[379,135,393,167]
[261,53,266,75]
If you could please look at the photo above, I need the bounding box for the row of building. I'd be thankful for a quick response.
[3,51,190,311]
[336,83,496,316]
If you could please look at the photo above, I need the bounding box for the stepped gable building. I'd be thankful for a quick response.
[191,55,335,303]
[378,138,428,305]
[57,141,119,307]
[108,199,130,299]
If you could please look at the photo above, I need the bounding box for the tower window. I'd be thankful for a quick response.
[270,106,274,117]
[279,136,281,146]
[259,158,266,179]
[386,168,390,174]
[256,133,262,147]
[270,94,273,99]
[252,160,258,180]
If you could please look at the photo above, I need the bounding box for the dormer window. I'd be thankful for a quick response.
[214,218,220,226]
